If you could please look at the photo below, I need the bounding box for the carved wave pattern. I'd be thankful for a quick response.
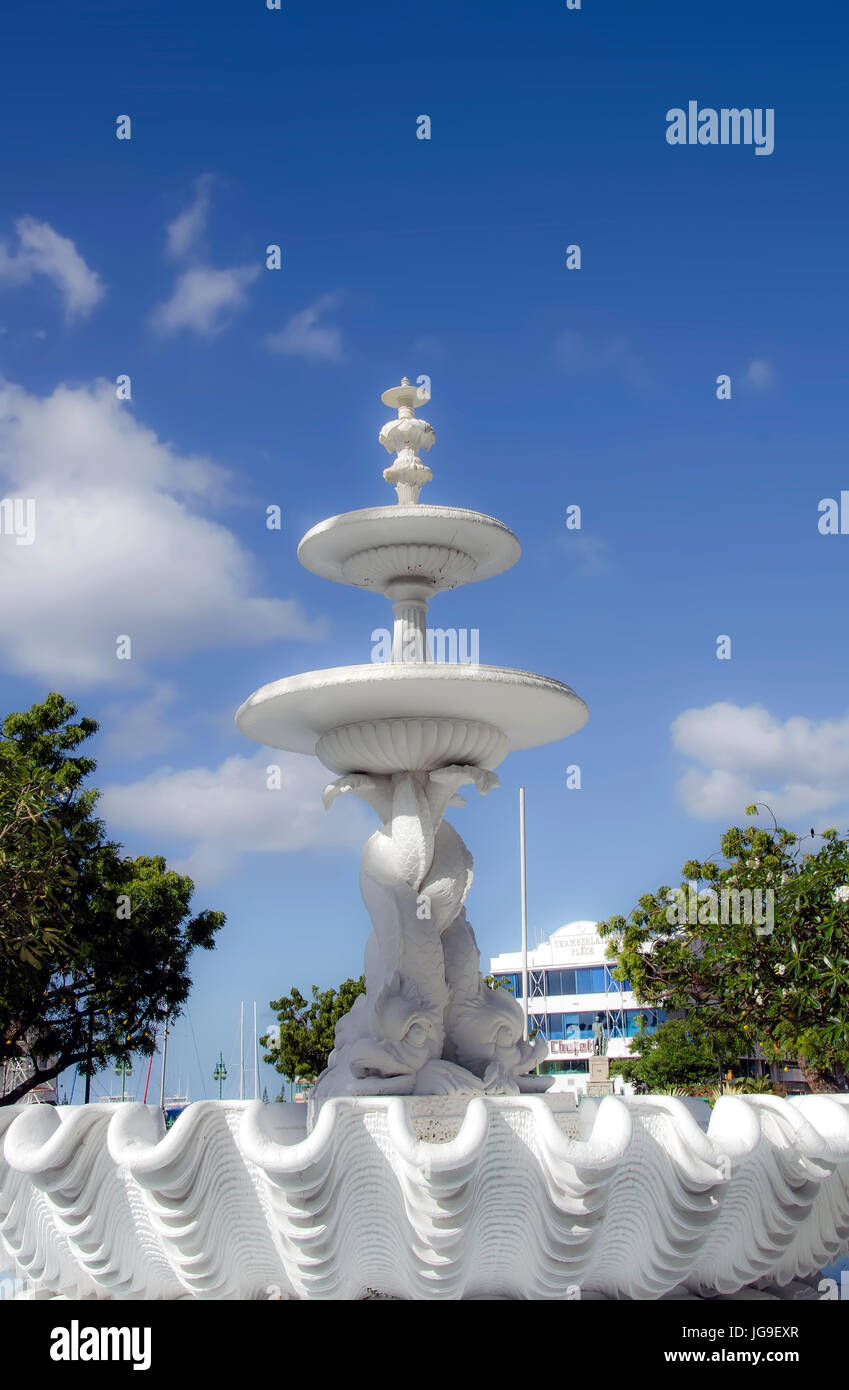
[2,1094,848,1301]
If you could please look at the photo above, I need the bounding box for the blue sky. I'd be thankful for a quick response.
[1,0,847,1101]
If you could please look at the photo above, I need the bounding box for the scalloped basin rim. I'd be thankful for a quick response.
[297,505,521,588]
[235,663,589,756]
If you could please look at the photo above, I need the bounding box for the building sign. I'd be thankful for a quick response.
[548,1039,594,1057]
[555,935,599,961]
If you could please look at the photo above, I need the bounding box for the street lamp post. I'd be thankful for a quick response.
[213,1051,228,1100]
[114,1058,132,1103]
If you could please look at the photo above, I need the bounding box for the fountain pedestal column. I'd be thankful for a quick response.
[313,764,549,1100]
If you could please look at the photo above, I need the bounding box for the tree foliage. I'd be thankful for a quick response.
[483,974,513,992]
[0,695,225,1104]
[598,810,849,1090]
[610,1018,721,1090]
[262,977,366,1087]
[0,694,98,968]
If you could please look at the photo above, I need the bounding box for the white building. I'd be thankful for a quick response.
[489,920,664,1093]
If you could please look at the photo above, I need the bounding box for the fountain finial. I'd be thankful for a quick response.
[379,377,435,504]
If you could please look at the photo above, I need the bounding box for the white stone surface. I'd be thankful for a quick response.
[312,765,548,1099]
[297,505,521,590]
[316,716,508,776]
[2,1094,848,1301]
[235,663,588,765]
[238,380,589,1099]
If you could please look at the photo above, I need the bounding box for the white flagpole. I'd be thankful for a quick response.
[520,786,529,1041]
[239,1001,244,1101]
[253,1001,259,1101]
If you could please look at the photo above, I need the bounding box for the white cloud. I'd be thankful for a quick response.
[165,175,214,260]
[672,702,849,821]
[554,329,648,388]
[265,294,344,363]
[556,532,611,577]
[0,378,323,685]
[0,217,104,321]
[744,357,774,390]
[101,684,180,760]
[100,749,370,882]
[151,264,260,337]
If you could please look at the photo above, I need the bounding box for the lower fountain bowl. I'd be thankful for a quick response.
[235,663,589,770]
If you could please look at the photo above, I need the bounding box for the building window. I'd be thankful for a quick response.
[492,972,522,997]
[625,1009,665,1037]
[545,968,577,996]
[575,966,607,995]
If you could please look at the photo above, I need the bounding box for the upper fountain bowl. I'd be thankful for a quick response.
[297,504,521,595]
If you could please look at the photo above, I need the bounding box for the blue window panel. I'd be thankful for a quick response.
[562,1012,580,1039]
[545,968,577,996]
[575,966,607,995]
[547,1013,564,1039]
[625,1009,665,1037]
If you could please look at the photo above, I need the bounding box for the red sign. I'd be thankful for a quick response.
[548,1039,594,1057]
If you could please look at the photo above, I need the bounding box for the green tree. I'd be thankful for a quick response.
[610,1018,721,1091]
[0,695,225,1105]
[598,809,849,1092]
[0,694,98,969]
[262,977,366,1090]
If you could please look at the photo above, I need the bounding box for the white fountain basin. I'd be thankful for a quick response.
[3,1094,848,1301]
[236,663,589,772]
[298,505,521,591]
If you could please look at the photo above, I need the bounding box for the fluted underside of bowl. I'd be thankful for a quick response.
[297,505,522,592]
[235,663,589,768]
[317,717,509,774]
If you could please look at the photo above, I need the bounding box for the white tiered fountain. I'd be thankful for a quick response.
[2,381,849,1302]
[237,377,588,1100]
